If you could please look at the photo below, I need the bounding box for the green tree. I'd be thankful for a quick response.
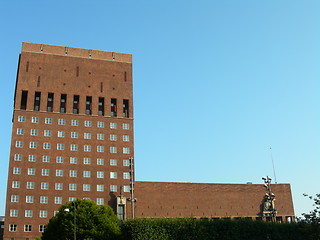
[301,193,320,224]
[42,199,120,240]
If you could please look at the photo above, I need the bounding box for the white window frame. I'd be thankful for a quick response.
[97,158,104,165]
[69,184,77,191]
[44,130,52,137]
[110,159,118,166]
[71,132,78,138]
[97,121,104,128]
[58,131,65,138]
[15,141,23,148]
[57,143,65,150]
[42,169,50,176]
[18,116,26,122]
[58,119,66,125]
[30,129,38,136]
[83,184,91,191]
[28,155,36,162]
[71,119,79,126]
[42,155,50,162]
[31,116,39,123]
[55,183,63,190]
[43,142,51,149]
[45,118,52,124]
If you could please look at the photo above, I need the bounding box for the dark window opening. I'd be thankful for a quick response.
[86,96,92,115]
[123,99,129,118]
[60,94,67,113]
[37,76,40,87]
[124,72,127,82]
[98,97,104,116]
[20,90,28,110]
[111,98,117,117]
[47,93,54,112]
[34,92,41,111]
[100,82,103,93]
[76,66,79,77]
[73,95,79,114]
[26,61,29,72]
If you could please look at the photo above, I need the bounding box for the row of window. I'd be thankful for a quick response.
[14,154,130,166]
[16,128,130,141]
[15,141,130,153]
[17,116,130,129]
[12,181,124,192]
[13,168,131,179]
[9,224,46,232]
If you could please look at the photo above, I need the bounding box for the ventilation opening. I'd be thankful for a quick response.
[26,61,29,72]
[47,93,54,112]
[86,96,92,115]
[98,97,104,116]
[111,98,117,117]
[34,92,41,111]
[20,90,28,110]
[60,94,67,113]
[73,95,79,114]
[123,99,129,118]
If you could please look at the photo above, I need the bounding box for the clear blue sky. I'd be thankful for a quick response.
[0,0,319,218]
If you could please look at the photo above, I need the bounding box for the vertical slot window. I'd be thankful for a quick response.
[34,92,41,111]
[123,99,129,118]
[86,96,92,115]
[20,90,28,110]
[111,98,117,117]
[60,94,67,113]
[47,93,54,112]
[98,97,104,116]
[73,95,79,114]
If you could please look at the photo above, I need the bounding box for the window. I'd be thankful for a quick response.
[84,158,91,164]
[27,182,35,189]
[25,210,33,217]
[110,122,117,129]
[30,129,38,136]
[44,130,52,137]
[84,133,91,139]
[14,154,22,161]
[97,171,104,178]
[54,197,62,204]
[58,131,65,138]
[42,155,50,162]
[12,181,20,188]
[71,119,79,126]
[9,224,17,232]
[45,118,52,124]
[34,92,41,111]
[73,95,79,114]
[83,184,91,191]
[70,157,78,164]
[28,168,35,175]
[28,155,36,162]
[110,159,117,166]
[84,120,92,127]
[58,119,66,125]
[17,128,24,135]
[110,146,117,153]
[123,123,130,129]
[11,195,19,202]
[55,183,63,190]
[54,211,59,216]
[111,98,117,117]
[70,144,78,151]
[18,115,26,122]
[69,197,76,201]
[86,96,92,115]
[110,134,117,141]
[69,170,77,177]
[71,132,78,138]
[40,196,48,204]
[84,145,91,152]
[57,143,65,150]
[123,147,130,154]
[97,158,104,165]
[56,156,64,163]
[29,141,37,149]
[123,135,130,142]
[15,141,23,148]
[41,182,49,190]
[97,185,104,192]
[13,167,21,175]
[42,169,49,176]
[39,210,48,218]
[97,133,104,140]
[110,172,117,179]
[96,198,104,205]
[97,146,104,152]
[24,224,32,232]
[26,196,34,203]
[43,142,51,149]
[97,121,104,128]
[123,172,130,179]
[123,99,129,118]
[47,92,54,112]
[83,171,91,178]
[56,169,63,177]
[39,225,47,232]
[110,185,117,192]
[10,209,18,217]
[60,94,67,113]
[31,116,39,123]
[69,184,77,191]
[123,185,131,193]
[98,97,104,116]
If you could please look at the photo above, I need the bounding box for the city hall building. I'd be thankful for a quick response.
[3,43,295,239]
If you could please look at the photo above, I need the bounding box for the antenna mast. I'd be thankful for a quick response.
[269,147,277,184]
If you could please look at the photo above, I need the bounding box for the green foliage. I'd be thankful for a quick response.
[42,199,120,240]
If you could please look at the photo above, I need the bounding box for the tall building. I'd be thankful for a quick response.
[4,43,134,239]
